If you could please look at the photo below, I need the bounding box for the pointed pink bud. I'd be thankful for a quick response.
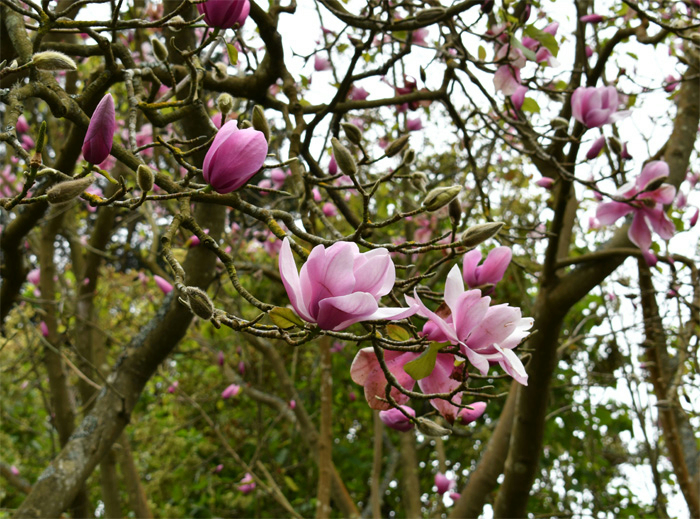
[16,115,29,134]
[314,54,331,71]
[289,399,296,409]
[202,121,268,194]
[154,275,173,294]
[82,94,116,164]
[379,406,415,432]
[689,207,698,228]
[511,85,527,110]
[586,136,606,160]
[40,321,49,337]
[580,14,604,23]
[536,177,555,190]
[217,351,225,366]
[585,45,594,58]
[10,465,19,476]
[197,0,249,29]
[221,384,240,399]
[238,361,245,375]
[435,472,456,495]
[328,154,338,175]
[449,492,461,501]
[214,464,224,473]
[457,401,487,424]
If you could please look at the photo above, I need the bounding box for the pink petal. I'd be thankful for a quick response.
[596,201,632,225]
[316,292,378,330]
[628,212,651,251]
[278,238,313,322]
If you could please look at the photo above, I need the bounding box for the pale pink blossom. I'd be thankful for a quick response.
[457,401,487,424]
[314,54,331,71]
[222,384,240,399]
[379,406,415,432]
[571,86,626,128]
[237,473,256,494]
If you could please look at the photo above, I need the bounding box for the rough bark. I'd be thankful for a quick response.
[398,432,421,519]
[638,262,700,519]
[116,433,153,519]
[316,338,333,519]
[99,450,122,519]
[370,411,383,519]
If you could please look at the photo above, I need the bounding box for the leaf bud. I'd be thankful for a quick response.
[461,222,505,247]
[341,122,363,146]
[415,7,446,24]
[422,185,462,212]
[550,117,569,129]
[449,198,462,226]
[167,15,186,31]
[184,286,214,321]
[239,119,253,129]
[137,164,155,193]
[252,105,271,142]
[608,136,622,155]
[331,137,357,176]
[403,148,415,165]
[32,51,77,71]
[415,417,452,437]
[46,176,95,205]
[410,172,428,193]
[217,93,234,117]
[151,38,169,61]
[689,33,700,44]
[214,62,228,79]
[419,66,427,83]
[385,134,410,157]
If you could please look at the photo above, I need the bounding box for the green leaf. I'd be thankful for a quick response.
[403,342,443,380]
[283,475,299,492]
[478,45,487,61]
[510,37,536,62]
[269,307,304,329]
[521,97,540,113]
[226,43,238,65]
[386,324,411,342]
[523,25,559,57]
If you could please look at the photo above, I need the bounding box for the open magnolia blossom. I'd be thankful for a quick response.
[278,238,416,331]
[462,246,512,293]
[596,160,676,263]
[406,265,532,385]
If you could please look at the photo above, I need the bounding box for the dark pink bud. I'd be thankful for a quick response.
[314,55,331,71]
[586,136,606,160]
[621,143,632,160]
[197,0,250,29]
[689,207,699,228]
[328,154,338,175]
[585,45,594,58]
[40,321,49,337]
[536,177,555,190]
[348,392,356,402]
[664,75,679,93]
[379,406,415,432]
[511,85,527,110]
[580,14,604,24]
[449,492,461,501]
[202,121,268,194]
[217,351,225,366]
[238,361,245,375]
[167,381,178,393]
[407,118,423,132]
[214,464,224,473]
[289,399,296,409]
[82,94,116,165]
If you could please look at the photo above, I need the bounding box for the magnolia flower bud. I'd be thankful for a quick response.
[167,15,186,31]
[252,105,270,142]
[46,176,94,205]
[422,185,461,212]
[410,172,428,193]
[419,66,427,83]
[239,119,253,129]
[331,137,357,176]
[341,122,363,145]
[32,51,77,71]
[151,38,169,61]
[415,417,452,437]
[608,136,622,155]
[184,286,215,320]
[461,221,505,247]
[137,164,154,192]
[415,7,446,23]
[385,134,410,157]
[449,198,462,226]
[691,33,700,45]
[551,117,569,129]
[403,148,415,165]
[214,62,228,80]
[217,93,234,115]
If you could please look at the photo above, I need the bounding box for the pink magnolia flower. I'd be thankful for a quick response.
[289,399,296,409]
[462,246,512,292]
[585,45,594,58]
[322,203,337,217]
[536,177,555,190]
[279,238,415,331]
[202,121,268,194]
[153,275,173,294]
[167,381,178,393]
[21,134,35,152]
[350,347,462,421]
[407,118,423,132]
[412,28,429,45]
[214,464,224,473]
[596,161,676,261]
[82,94,116,164]
[221,384,240,399]
[493,65,522,96]
[40,321,49,337]
[449,492,461,501]
[511,85,527,110]
[314,54,331,71]
[586,136,606,160]
[10,465,19,476]
[237,473,256,494]
[379,406,415,432]
[348,85,369,101]
[312,187,322,202]
[457,401,487,424]
[27,268,41,286]
[689,207,699,228]
[406,265,532,385]
[435,472,456,495]
[217,350,225,366]
[197,0,250,29]
[664,75,679,93]
[571,86,626,128]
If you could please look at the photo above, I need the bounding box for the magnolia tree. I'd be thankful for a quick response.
[1,0,698,517]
